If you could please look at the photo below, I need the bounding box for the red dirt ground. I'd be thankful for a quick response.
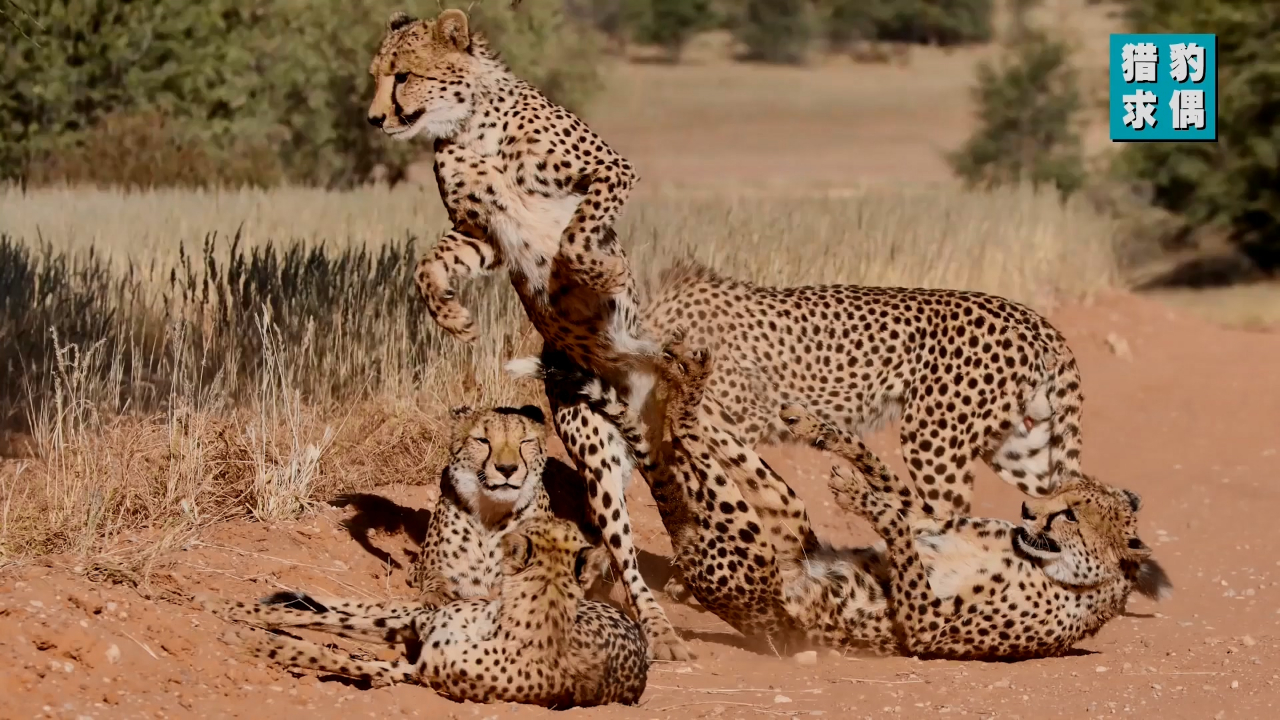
[3,293,1278,720]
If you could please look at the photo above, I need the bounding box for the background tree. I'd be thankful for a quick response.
[947,29,1086,197]
[1112,0,1280,270]
[735,0,812,65]
[631,0,717,62]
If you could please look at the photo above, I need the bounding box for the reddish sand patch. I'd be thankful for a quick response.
[3,293,1278,719]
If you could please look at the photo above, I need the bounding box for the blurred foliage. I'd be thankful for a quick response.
[817,0,993,49]
[1112,0,1280,269]
[735,0,813,65]
[947,30,1086,198]
[628,0,718,61]
[1,0,604,189]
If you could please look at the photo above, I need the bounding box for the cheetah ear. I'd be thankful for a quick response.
[387,11,416,32]
[500,532,534,574]
[1121,489,1142,513]
[449,404,476,421]
[435,8,471,51]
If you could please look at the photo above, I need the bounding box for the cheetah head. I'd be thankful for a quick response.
[500,516,602,596]
[446,404,548,519]
[1015,476,1172,601]
[366,9,484,141]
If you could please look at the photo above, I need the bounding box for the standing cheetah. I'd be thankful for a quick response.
[643,259,1087,519]
[200,516,649,707]
[366,8,686,658]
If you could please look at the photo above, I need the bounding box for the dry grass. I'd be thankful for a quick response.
[0,181,1122,567]
[0,0,1136,567]
[1146,284,1280,331]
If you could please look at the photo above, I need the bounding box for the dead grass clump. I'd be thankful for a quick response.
[0,181,1122,566]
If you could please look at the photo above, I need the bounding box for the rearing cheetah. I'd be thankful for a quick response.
[367,8,685,658]
[200,516,649,707]
[644,259,1086,518]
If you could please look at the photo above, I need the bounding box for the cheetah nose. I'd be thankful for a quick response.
[494,463,519,479]
[1020,502,1035,521]
[367,114,386,128]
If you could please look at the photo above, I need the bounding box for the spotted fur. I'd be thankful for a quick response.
[409,404,608,608]
[366,8,684,659]
[200,516,648,707]
[783,406,1173,660]
[643,259,1087,519]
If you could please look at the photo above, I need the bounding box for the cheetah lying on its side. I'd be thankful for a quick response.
[782,407,1173,660]
[200,516,649,708]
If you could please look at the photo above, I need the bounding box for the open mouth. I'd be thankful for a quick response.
[1014,527,1061,559]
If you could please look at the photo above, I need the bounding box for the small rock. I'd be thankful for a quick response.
[1231,681,1239,689]
[1105,333,1133,361]
[793,650,819,666]
[774,694,793,704]
[991,680,1011,689]
[106,602,118,613]
[106,644,121,664]
[1243,636,1257,647]
[1095,666,1110,673]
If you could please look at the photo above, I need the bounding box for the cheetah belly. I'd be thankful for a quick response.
[490,190,583,291]
[914,530,1015,600]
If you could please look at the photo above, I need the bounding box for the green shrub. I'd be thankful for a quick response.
[947,31,1086,197]
[0,1,604,189]
[817,0,993,50]
[735,0,813,65]
[1113,1,1280,268]
[628,0,718,61]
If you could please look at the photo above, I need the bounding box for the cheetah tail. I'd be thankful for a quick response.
[1134,558,1174,601]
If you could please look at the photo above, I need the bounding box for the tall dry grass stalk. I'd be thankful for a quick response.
[0,182,1121,566]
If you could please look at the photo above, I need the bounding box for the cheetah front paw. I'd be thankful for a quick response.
[827,463,875,518]
[779,404,832,449]
[429,295,479,343]
[659,329,710,379]
[646,621,695,662]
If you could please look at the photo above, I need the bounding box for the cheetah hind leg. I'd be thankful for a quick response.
[232,628,418,688]
[782,405,949,656]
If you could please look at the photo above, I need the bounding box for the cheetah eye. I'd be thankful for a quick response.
[474,437,489,445]
[1062,508,1078,523]
[520,438,538,446]
[394,72,410,84]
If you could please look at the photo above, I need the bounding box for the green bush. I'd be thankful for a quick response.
[736,0,813,65]
[817,0,993,50]
[0,1,604,189]
[628,0,718,61]
[947,31,1086,197]
[1113,1,1280,268]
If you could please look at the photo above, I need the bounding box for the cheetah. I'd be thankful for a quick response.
[367,8,687,658]
[783,405,1173,660]
[643,259,1088,521]
[200,516,649,707]
[394,404,608,609]
[573,338,1168,659]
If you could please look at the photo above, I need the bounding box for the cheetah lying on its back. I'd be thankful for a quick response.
[383,404,607,608]
[644,260,1087,519]
[784,406,1172,659]
[200,516,648,707]
[580,337,1169,659]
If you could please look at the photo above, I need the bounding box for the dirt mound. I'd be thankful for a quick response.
[3,293,1278,719]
